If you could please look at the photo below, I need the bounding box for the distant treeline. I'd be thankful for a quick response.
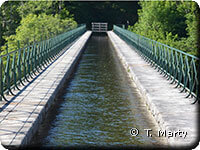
[0,1,139,54]
[0,1,77,54]
[0,1,199,56]
[128,1,199,56]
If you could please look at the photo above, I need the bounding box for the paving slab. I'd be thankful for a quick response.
[107,31,199,148]
[0,31,92,148]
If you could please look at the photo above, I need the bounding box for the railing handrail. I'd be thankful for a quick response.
[114,25,198,60]
[0,24,86,101]
[113,25,199,103]
[0,26,86,57]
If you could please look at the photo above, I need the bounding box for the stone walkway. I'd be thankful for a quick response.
[0,31,92,148]
[108,31,198,147]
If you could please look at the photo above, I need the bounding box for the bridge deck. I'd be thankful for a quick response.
[107,31,198,147]
[0,31,198,147]
[0,31,92,148]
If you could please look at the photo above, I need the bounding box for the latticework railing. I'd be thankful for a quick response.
[0,24,86,101]
[113,25,199,103]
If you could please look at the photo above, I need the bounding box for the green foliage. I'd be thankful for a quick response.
[181,2,199,55]
[0,1,77,54]
[0,13,3,51]
[1,1,140,52]
[2,13,77,54]
[0,1,21,50]
[17,1,54,17]
[64,2,140,29]
[17,1,70,18]
[128,1,199,56]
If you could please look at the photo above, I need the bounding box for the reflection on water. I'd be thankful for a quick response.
[32,34,165,147]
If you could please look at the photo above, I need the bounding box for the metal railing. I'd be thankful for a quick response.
[113,25,199,103]
[0,24,86,101]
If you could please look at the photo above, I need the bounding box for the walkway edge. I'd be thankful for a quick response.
[107,31,198,147]
[0,31,92,148]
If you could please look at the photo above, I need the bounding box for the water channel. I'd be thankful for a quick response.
[32,34,165,147]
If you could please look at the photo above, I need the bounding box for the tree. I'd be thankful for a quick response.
[17,1,53,17]
[1,1,141,51]
[128,1,199,56]
[0,1,21,49]
[129,1,187,40]
[179,2,199,55]
[64,1,140,29]
[2,13,77,53]
[0,1,77,53]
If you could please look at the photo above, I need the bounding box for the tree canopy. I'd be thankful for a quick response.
[0,1,77,53]
[63,2,140,29]
[0,1,199,56]
[128,1,199,56]
[0,1,21,48]
[0,1,140,53]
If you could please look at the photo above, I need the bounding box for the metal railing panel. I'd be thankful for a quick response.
[0,25,86,101]
[113,25,199,103]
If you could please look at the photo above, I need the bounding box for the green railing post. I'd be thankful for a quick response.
[4,45,12,95]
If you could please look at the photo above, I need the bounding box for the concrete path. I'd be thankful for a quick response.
[108,31,198,147]
[0,31,92,148]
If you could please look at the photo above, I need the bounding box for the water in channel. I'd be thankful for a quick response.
[33,34,165,147]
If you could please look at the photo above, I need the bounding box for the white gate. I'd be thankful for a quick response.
[91,22,108,32]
